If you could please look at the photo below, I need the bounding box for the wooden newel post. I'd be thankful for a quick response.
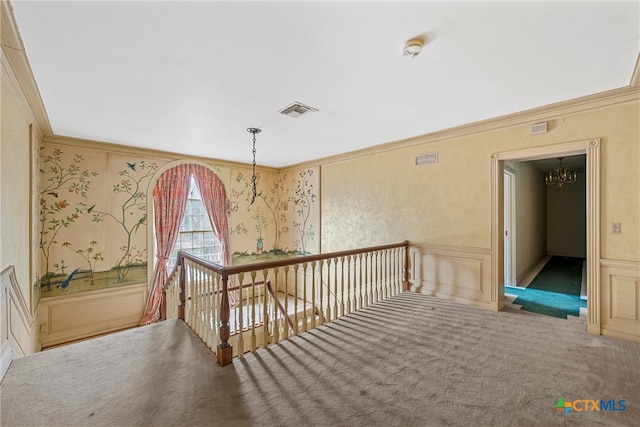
[217,273,233,366]
[402,240,411,291]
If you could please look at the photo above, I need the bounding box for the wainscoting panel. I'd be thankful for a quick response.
[410,244,492,309]
[1,265,35,382]
[600,259,640,343]
[39,282,148,349]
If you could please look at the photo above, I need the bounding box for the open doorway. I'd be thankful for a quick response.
[491,139,601,334]
[503,156,587,320]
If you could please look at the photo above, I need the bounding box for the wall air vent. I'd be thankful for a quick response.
[278,101,318,118]
[530,122,548,135]
[414,152,438,166]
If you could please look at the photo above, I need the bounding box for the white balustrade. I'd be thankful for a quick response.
[167,242,409,365]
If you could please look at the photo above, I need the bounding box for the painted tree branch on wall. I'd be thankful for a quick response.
[91,161,157,283]
[290,169,317,255]
[234,171,290,251]
[39,148,98,290]
[61,240,104,285]
[251,206,268,253]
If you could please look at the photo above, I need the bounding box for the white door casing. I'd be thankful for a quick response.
[491,138,600,333]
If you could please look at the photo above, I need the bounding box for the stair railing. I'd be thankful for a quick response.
[168,241,410,366]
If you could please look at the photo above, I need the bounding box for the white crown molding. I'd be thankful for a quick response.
[631,53,640,87]
[42,134,280,173]
[4,0,637,173]
[290,86,638,169]
[1,1,52,135]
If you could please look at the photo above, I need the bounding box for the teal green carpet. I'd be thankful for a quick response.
[505,256,586,319]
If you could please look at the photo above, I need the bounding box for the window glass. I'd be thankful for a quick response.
[168,177,223,269]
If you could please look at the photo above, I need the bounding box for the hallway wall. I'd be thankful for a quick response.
[511,161,547,281]
[547,171,587,258]
[320,99,639,263]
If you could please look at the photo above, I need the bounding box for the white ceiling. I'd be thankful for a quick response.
[9,1,640,168]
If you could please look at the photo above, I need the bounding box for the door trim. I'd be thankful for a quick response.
[503,167,516,286]
[491,139,600,333]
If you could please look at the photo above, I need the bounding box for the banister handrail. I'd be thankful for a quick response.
[178,240,409,278]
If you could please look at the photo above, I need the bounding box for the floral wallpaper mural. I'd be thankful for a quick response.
[231,170,291,264]
[38,142,320,299]
[90,160,157,283]
[229,166,319,264]
[39,147,97,292]
[38,145,157,297]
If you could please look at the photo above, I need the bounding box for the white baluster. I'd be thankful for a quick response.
[237,273,244,358]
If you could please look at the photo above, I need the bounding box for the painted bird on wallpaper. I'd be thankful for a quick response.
[57,268,80,291]
[126,162,137,171]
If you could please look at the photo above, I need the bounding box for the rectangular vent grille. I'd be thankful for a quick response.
[278,101,318,118]
[530,122,548,135]
[415,152,438,166]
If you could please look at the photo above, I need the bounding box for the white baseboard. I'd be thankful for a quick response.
[516,255,550,287]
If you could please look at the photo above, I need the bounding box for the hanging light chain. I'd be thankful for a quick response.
[248,128,262,205]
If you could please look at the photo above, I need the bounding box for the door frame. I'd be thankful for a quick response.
[503,166,516,286]
[491,138,601,334]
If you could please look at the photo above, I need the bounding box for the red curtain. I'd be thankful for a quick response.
[139,164,191,326]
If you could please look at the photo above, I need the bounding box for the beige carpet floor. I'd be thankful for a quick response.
[1,292,638,427]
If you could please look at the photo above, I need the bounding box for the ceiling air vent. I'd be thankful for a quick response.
[278,101,318,118]
[415,152,438,166]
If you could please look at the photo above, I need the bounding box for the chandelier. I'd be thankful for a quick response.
[247,127,262,205]
[545,157,577,189]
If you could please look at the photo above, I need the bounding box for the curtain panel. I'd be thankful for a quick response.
[191,164,232,268]
[191,164,236,306]
[139,164,191,326]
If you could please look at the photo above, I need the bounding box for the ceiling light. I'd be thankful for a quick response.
[545,157,577,189]
[402,39,423,58]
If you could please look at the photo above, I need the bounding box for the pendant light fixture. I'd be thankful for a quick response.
[545,157,577,189]
[247,127,262,204]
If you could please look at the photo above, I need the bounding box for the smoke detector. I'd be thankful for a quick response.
[278,101,318,118]
[402,38,423,58]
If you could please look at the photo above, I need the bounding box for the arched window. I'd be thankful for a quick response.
[168,176,222,270]
[140,162,231,325]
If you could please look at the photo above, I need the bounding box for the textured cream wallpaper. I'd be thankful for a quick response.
[322,101,639,262]
[598,104,640,261]
[322,136,491,252]
[509,161,547,278]
[1,80,32,299]
[547,172,587,257]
